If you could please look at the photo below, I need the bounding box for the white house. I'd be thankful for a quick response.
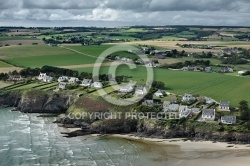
[119,85,134,93]
[91,82,103,89]
[219,101,230,111]
[134,87,147,95]
[238,70,247,75]
[205,97,213,104]
[58,82,67,90]
[80,79,92,87]
[58,76,69,82]
[202,109,215,121]
[221,116,236,124]
[182,93,194,102]
[179,106,191,118]
[38,73,47,80]
[164,104,179,112]
[68,77,79,84]
[154,90,165,97]
[145,62,161,68]
[43,76,53,83]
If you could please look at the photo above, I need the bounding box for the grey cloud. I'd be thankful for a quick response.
[21,0,100,9]
[0,0,249,26]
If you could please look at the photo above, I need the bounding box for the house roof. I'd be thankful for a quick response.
[220,101,230,107]
[144,100,154,105]
[168,104,179,111]
[221,116,236,122]
[192,108,201,113]
[202,109,215,116]
[163,101,170,106]
[155,89,164,94]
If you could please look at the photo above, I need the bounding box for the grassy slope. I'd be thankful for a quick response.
[75,66,250,106]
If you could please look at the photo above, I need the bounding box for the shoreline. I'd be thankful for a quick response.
[91,133,250,151]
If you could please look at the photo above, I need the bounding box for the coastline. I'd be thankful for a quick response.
[100,134,250,151]
[97,134,250,166]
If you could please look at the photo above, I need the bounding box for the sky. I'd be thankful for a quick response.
[0,0,250,27]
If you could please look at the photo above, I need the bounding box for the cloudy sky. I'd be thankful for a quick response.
[0,0,250,27]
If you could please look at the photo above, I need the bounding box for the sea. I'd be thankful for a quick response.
[0,108,181,166]
[1,108,250,166]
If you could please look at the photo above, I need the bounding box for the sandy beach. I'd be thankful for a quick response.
[92,134,250,166]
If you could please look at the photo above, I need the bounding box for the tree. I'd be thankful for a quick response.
[239,100,249,112]
[239,100,250,121]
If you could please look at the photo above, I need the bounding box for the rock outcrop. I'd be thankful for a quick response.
[0,90,76,114]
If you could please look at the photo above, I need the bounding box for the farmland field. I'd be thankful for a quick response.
[74,66,250,106]
[0,45,102,67]
[64,45,114,57]
[0,61,12,68]
[157,36,187,41]
[112,40,250,52]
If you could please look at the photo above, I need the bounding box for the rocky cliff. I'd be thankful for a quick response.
[0,90,76,113]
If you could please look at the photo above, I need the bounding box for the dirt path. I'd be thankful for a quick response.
[0,67,23,73]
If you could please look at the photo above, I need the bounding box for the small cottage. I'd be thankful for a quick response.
[219,101,230,111]
[221,116,236,124]
[202,109,215,121]
[80,79,92,87]
[91,82,103,89]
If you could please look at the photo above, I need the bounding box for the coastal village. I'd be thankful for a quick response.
[34,70,238,125]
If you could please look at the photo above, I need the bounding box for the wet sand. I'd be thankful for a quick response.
[102,134,250,166]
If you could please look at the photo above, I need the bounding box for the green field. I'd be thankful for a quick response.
[0,45,101,67]
[158,36,187,41]
[65,45,114,57]
[0,36,38,41]
[0,61,11,67]
[75,66,250,106]
[0,45,74,58]
[5,54,97,68]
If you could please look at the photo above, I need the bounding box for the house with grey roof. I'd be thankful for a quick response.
[58,76,69,82]
[43,76,53,83]
[163,104,179,112]
[68,77,79,84]
[58,82,67,90]
[154,89,165,97]
[134,86,147,95]
[38,73,47,80]
[142,100,154,106]
[91,82,103,89]
[179,106,191,118]
[219,101,230,111]
[80,79,92,87]
[221,116,236,124]
[119,85,134,93]
[170,97,178,104]
[182,93,195,102]
[202,109,215,121]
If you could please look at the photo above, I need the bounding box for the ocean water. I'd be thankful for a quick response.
[0,108,179,166]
